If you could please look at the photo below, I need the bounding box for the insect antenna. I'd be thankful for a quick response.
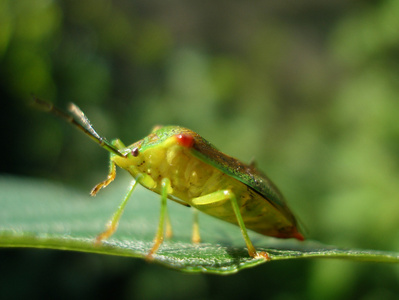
[33,96,126,157]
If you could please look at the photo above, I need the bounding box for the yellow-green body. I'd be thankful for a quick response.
[112,126,302,240]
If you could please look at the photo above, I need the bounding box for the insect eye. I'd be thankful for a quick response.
[131,147,139,157]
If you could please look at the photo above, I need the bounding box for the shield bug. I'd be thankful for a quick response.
[34,97,304,260]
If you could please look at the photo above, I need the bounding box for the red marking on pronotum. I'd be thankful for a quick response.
[175,134,194,148]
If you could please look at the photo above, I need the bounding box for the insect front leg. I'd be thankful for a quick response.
[90,161,117,196]
[192,190,270,260]
[95,179,138,244]
[147,178,172,259]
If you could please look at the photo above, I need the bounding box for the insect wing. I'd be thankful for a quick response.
[190,134,299,225]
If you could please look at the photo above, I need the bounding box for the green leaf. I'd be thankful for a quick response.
[0,175,398,274]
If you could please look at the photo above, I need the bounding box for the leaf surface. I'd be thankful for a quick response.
[1,176,398,274]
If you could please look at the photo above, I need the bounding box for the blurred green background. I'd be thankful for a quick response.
[1,0,399,299]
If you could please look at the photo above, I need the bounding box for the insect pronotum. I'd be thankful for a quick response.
[34,97,304,260]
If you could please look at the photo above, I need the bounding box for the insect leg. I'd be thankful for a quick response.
[192,190,270,260]
[192,209,201,243]
[90,161,117,196]
[147,178,171,259]
[95,179,138,244]
[165,209,173,239]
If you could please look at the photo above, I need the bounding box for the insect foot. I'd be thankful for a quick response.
[254,251,270,261]
[95,221,116,246]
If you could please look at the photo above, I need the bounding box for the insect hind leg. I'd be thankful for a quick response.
[192,190,270,260]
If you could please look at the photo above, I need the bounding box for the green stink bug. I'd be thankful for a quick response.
[34,98,304,260]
